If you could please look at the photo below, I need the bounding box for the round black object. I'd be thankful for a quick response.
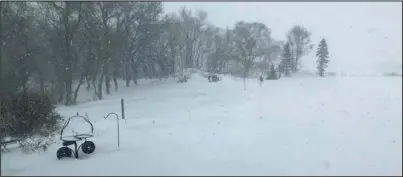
[57,147,72,159]
[81,141,96,154]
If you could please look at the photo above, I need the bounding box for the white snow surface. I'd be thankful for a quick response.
[1,74,402,176]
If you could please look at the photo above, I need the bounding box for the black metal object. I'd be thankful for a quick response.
[104,112,120,148]
[121,99,125,120]
[121,99,127,124]
[81,141,95,154]
[57,114,96,159]
[57,138,96,159]
[57,146,73,159]
[60,115,94,138]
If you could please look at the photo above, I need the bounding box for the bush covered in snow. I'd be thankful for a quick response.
[0,91,62,152]
[176,68,199,83]
[177,74,190,83]
[18,137,56,153]
[207,74,221,82]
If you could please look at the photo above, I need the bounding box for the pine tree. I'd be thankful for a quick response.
[280,42,293,77]
[266,64,277,80]
[277,62,284,76]
[316,38,330,77]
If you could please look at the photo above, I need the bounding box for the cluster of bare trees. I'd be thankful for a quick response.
[0,2,313,106]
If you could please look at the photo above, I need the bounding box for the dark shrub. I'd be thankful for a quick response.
[177,74,190,83]
[0,91,62,142]
[266,65,279,80]
[208,75,221,82]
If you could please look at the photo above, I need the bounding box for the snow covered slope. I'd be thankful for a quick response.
[1,75,402,176]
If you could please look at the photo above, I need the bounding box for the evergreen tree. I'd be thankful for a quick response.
[266,64,277,80]
[280,42,293,77]
[316,38,330,77]
[277,62,284,76]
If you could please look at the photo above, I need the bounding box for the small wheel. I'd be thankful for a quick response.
[57,147,72,159]
[81,141,96,154]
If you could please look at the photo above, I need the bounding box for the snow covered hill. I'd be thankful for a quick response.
[1,74,402,176]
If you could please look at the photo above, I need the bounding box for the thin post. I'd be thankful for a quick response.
[121,99,126,123]
[117,117,120,148]
[104,113,120,148]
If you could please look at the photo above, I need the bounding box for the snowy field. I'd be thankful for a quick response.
[1,74,402,176]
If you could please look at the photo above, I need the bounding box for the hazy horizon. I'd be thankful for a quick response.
[164,2,402,75]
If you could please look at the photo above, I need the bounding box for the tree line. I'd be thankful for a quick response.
[0,2,330,106]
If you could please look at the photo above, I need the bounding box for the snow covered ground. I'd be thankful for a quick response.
[1,74,402,176]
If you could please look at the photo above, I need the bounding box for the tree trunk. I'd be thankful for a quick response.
[113,68,118,92]
[0,2,4,122]
[105,69,110,95]
[32,60,45,95]
[92,75,97,98]
[285,67,290,76]
[131,59,138,85]
[97,73,104,100]
[73,75,85,104]
[125,58,130,87]
[169,49,176,76]
[58,80,64,103]
[63,4,73,106]
[293,55,299,72]
[185,40,193,69]
[125,73,131,87]
[132,71,138,85]
[86,76,91,92]
[65,70,73,105]
[243,60,250,91]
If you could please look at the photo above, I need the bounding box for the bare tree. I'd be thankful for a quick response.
[41,2,84,105]
[233,21,272,90]
[287,25,313,72]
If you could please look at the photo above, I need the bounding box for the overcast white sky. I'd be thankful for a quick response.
[164,2,402,75]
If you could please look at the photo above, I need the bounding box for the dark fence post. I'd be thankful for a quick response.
[121,99,126,123]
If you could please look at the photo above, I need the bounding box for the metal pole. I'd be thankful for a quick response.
[121,99,126,124]
[104,113,120,148]
[117,116,120,148]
